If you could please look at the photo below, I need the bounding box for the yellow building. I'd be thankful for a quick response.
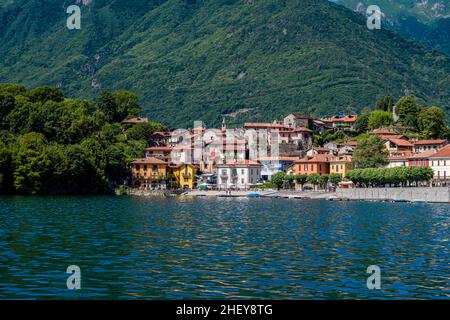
[169,163,196,189]
[131,157,167,189]
[330,156,352,177]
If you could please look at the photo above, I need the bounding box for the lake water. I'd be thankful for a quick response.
[0,196,448,299]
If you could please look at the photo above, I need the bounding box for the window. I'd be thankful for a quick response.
[251,169,253,175]
[241,179,244,184]
[184,178,189,182]
[152,165,158,172]
[136,165,140,171]
[241,169,244,174]
[304,164,307,171]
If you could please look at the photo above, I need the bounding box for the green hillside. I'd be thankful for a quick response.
[0,0,449,128]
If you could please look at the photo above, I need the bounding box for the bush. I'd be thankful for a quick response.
[347,166,434,187]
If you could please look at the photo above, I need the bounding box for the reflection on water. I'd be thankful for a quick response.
[0,196,448,299]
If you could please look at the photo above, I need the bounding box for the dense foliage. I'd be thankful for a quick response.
[0,0,449,127]
[0,84,165,195]
[270,172,343,190]
[346,166,434,187]
[352,135,389,169]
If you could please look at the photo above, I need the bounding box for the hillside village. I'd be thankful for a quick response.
[128,112,450,191]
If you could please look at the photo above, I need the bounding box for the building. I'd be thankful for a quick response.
[370,128,407,141]
[429,146,450,184]
[320,115,358,131]
[168,163,196,189]
[385,138,414,156]
[130,157,167,189]
[387,153,411,168]
[312,119,333,133]
[329,155,352,177]
[257,156,298,181]
[294,154,336,175]
[151,131,172,146]
[412,140,447,153]
[306,147,333,156]
[283,113,313,130]
[277,127,312,147]
[408,151,436,168]
[216,160,262,190]
[144,147,173,162]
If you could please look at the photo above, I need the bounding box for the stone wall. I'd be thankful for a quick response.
[336,187,450,203]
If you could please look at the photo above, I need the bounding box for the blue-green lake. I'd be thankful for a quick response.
[0,196,448,299]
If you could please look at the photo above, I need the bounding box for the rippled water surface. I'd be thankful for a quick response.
[0,196,449,299]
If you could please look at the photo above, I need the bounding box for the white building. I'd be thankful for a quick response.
[429,146,450,184]
[216,160,262,190]
[412,140,447,153]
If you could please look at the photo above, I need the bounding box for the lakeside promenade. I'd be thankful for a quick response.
[127,187,450,203]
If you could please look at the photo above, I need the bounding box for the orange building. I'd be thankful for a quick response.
[131,157,167,189]
[294,154,336,175]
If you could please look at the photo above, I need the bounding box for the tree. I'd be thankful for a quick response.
[97,90,142,123]
[0,94,15,128]
[418,107,448,139]
[0,84,163,195]
[329,173,342,187]
[376,96,394,112]
[97,91,118,122]
[368,110,393,130]
[318,174,329,190]
[347,166,434,187]
[112,90,141,121]
[352,135,389,169]
[306,174,320,190]
[28,86,64,103]
[12,133,52,194]
[284,174,296,189]
[0,142,13,192]
[354,112,370,133]
[396,96,421,131]
[0,84,27,96]
[126,122,166,142]
[271,172,286,190]
[294,174,307,190]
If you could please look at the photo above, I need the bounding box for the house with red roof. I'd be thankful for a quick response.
[320,115,358,131]
[385,138,414,156]
[294,154,336,176]
[412,140,447,153]
[130,157,167,189]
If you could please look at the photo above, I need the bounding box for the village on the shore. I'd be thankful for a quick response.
[126,100,450,193]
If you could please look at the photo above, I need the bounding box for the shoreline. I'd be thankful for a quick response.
[126,187,450,204]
